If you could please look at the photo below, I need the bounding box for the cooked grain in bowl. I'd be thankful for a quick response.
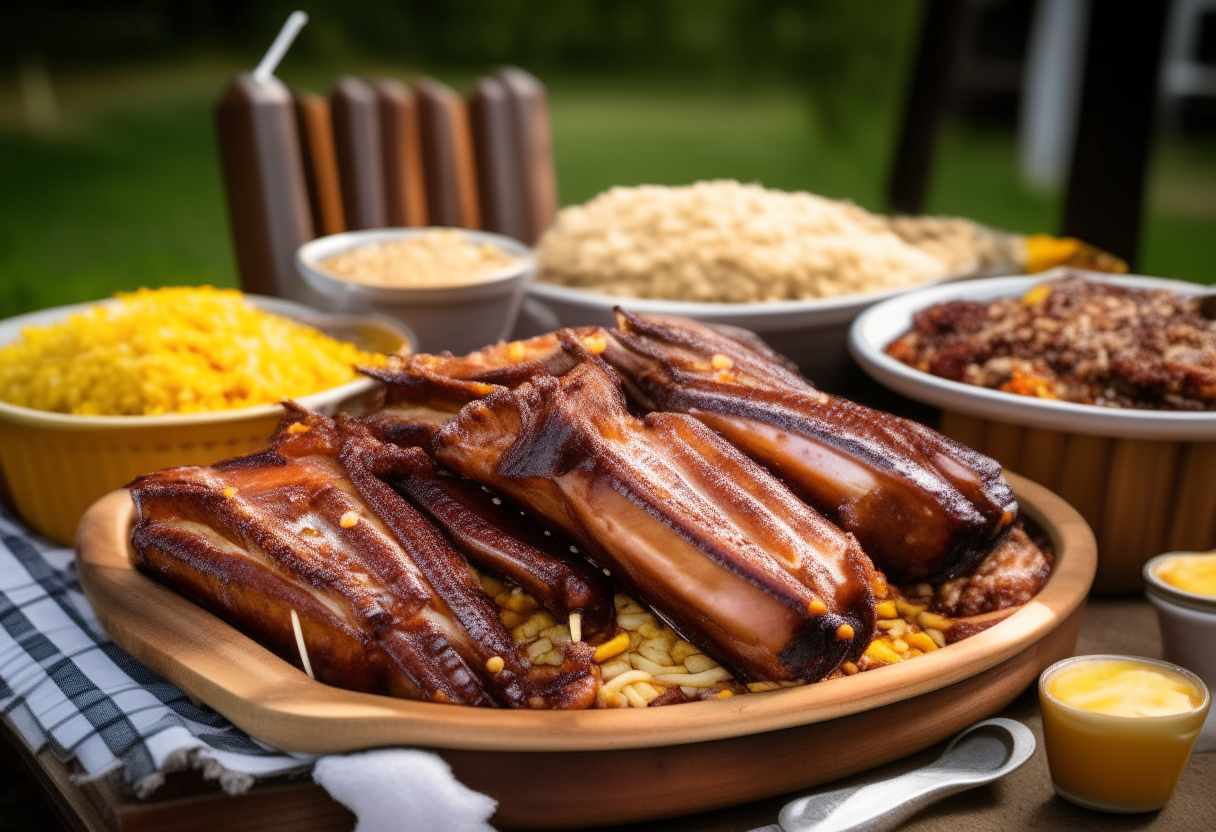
[319,229,520,288]
[534,180,954,303]
[0,286,387,416]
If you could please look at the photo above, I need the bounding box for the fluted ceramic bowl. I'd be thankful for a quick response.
[0,296,412,544]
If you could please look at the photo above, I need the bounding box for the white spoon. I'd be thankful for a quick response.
[749,718,1035,832]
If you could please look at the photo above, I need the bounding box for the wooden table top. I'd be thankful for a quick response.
[4,597,1213,832]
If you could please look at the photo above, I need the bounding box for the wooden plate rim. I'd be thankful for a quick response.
[75,472,1095,755]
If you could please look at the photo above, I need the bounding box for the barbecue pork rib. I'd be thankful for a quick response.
[432,357,880,683]
[598,311,1018,583]
[362,315,1018,583]
[128,406,599,709]
[340,416,614,639]
[356,338,583,448]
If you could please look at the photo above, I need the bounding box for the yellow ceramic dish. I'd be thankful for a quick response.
[0,296,411,544]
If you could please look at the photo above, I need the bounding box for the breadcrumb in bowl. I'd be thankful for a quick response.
[296,227,535,356]
[534,181,956,304]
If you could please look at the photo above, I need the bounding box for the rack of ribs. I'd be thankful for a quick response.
[364,313,1018,584]
[597,311,1018,583]
[432,356,880,683]
[128,405,599,708]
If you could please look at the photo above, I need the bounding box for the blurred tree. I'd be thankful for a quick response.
[2,0,912,131]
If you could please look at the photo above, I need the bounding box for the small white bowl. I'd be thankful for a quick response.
[297,227,535,355]
[525,279,954,391]
[848,269,1216,441]
[1144,551,1216,752]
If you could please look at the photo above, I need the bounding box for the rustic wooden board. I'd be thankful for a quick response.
[75,473,1095,828]
[1166,441,1216,553]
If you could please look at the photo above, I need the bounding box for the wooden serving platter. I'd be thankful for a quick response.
[76,473,1096,829]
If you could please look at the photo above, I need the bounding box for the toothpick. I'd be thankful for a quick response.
[291,608,315,679]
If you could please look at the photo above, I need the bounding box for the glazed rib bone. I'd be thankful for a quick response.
[341,416,614,638]
[433,358,879,682]
[602,311,1018,583]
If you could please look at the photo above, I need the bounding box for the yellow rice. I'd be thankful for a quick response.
[0,286,388,416]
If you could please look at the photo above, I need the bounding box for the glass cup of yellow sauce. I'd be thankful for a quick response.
[1039,655,1210,812]
[1144,551,1216,753]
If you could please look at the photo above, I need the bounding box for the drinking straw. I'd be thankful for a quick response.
[253,10,309,83]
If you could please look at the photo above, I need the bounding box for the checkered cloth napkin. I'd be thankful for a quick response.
[0,506,310,797]
[0,506,500,831]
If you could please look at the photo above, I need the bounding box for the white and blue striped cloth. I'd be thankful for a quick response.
[0,506,310,797]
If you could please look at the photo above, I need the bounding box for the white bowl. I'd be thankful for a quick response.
[848,269,1216,441]
[524,279,956,390]
[1144,552,1216,752]
[297,227,535,355]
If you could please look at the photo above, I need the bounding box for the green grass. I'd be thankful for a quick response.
[547,84,897,208]
[928,122,1216,283]
[0,103,236,316]
[927,123,1057,236]
[1,63,1213,320]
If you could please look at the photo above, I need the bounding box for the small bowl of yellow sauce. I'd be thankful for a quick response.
[1039,655,1209,812]
[1147,551,1216,607]
[1145,551,1216,752]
